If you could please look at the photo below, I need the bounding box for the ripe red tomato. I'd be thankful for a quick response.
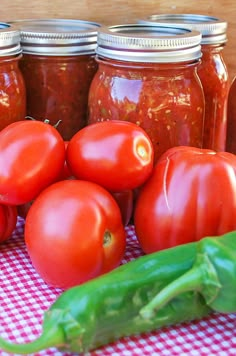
[24,179,126,289]
[134,146,236,253]
[66,120,154,192]
[0,120,65,205]
[0,204,18,243]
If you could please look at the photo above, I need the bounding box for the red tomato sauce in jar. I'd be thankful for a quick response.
[226,77,236,153]
[20,54,97,140]
[88,24,204,163]
[11,19,100,140]
[198,44,229,151]
[0,24,26,130]
[139,14,229,152]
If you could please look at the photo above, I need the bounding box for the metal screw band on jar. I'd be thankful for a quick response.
[139,14,227,45]
[0,22,21,56]
[8,19,101,55]
[96,24,202,63]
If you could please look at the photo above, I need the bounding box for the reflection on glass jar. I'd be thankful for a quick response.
[88,24,205,163]
[0,23,26,130]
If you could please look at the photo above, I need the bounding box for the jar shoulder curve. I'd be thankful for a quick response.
[89,59,203,101]
[20,54,98,79]
[89,59,204,105]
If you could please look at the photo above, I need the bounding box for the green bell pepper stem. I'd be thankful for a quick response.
[140,231,236,318]
[140,253,221,319]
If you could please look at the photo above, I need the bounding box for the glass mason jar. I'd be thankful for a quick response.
[226,77,236,153]
[88,24,205,163]
[0,23,26,131]
[11,19,100,140]
[140,14,229,152]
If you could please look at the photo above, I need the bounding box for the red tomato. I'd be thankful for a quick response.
[111,190,134,226]
[0,204,18,243]
[66,120,154,192]
[24,179,126,289]
[0,120,65,205]
[134,146,236,253]
[18,141,74,220]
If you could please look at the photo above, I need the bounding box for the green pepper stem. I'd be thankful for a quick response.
[140,266,204,319]
[0,326,65,354]
[140,253,221,319]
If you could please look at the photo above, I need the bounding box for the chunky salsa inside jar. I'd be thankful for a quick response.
[226,77,236,154]
[88,58,205,163]
[198,45,229,151]
[0,55,26,130]
[20,54,98,140]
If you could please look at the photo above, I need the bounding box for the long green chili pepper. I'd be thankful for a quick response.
[1,231,236,354]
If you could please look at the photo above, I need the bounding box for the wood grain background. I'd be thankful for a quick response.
[1,0,236,81]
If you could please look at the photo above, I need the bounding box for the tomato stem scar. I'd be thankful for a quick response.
[103,230,112,246]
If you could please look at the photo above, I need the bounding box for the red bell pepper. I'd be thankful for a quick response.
[134,146,236,253]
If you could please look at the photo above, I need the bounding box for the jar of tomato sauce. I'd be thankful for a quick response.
[11,19,100,140]
[88,24,204,162]
[226,77,236,153]
[0,23,26,130]
[140,14,229,152]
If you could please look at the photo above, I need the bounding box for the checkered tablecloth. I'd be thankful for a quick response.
[1,217,236,356]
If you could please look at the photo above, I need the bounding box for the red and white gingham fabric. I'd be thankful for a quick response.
[1,217,236,356]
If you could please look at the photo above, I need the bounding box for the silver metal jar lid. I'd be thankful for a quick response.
[96,24,202,63]
[8,19,101,56]
[0,22,21,56]
[139,14,227,45]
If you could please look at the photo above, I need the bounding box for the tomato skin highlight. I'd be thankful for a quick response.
[0,120,66,205]
[134,146,236,254]
[66,120,154,192]
[24,179,126,289]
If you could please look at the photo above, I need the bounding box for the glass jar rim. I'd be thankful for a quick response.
[0,22,21,56]
[7,18,101,55]
[96,23,202,63]
[139,14,227,45]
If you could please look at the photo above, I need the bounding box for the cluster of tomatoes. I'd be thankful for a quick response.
[0,118,154,289]
[3,118,236,291]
